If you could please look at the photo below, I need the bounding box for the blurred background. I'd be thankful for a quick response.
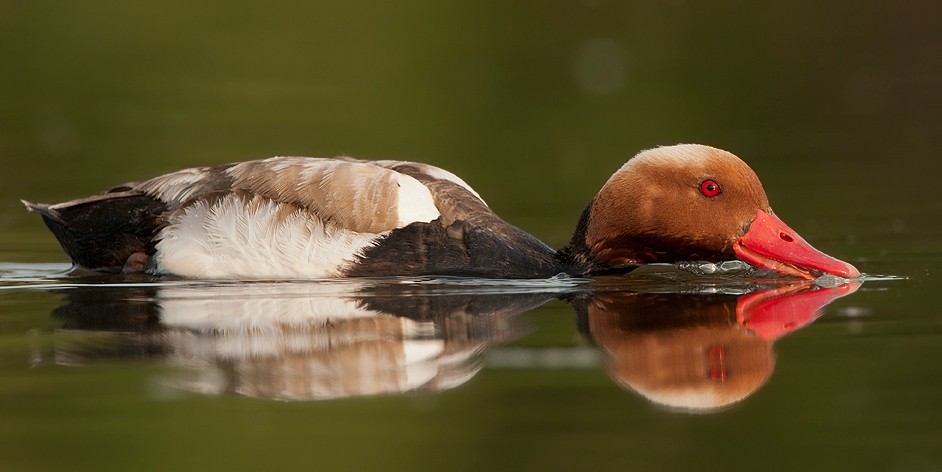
[1,1,941,471]
[2,0,940,268]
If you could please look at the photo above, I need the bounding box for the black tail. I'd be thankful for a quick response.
[23,192,167,272]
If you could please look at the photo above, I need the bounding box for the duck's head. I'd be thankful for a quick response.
[577,144,859,279]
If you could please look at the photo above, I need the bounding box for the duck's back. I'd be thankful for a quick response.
[26,157,566,279]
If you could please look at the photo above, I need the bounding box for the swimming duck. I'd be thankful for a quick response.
[23,144,859,280]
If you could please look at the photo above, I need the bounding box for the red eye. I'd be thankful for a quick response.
[700,179,721,197]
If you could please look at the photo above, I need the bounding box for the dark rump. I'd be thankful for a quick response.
[23,192,168,272]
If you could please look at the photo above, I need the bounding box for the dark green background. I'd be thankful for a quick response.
[1,1,940,471]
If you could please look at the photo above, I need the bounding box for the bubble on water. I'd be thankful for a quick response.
[675,261,710,275]
[815,274,849,288]
[718,260,750,273]
[676,260,754,276]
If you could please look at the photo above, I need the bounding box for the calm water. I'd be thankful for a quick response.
[2,1,942,471]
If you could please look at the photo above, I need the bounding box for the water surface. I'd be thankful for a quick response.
[2,1,942,471]
[1,262,936,471]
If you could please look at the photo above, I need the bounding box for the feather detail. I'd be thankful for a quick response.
[154,193,384,279]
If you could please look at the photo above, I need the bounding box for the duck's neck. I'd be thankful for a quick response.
[555,204,594,270]
[554,202,642,277]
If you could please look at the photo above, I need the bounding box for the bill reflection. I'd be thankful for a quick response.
[573,280,860,412]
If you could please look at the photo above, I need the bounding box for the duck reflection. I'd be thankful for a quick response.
[573,280,859,412]
[51,282,555,400]
[47,276,859,409]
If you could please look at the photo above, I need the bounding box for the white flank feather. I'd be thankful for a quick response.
[153,194,383,279]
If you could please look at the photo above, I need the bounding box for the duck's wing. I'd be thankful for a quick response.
[136,157,456,234]
[132,157,481,277]
[368,160,489,225]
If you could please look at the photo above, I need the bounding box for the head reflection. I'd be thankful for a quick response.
[576,280,859,412]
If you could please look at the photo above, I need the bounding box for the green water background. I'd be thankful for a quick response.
[1,1,941,471]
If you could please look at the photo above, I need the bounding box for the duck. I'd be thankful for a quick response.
[22,144,860,280]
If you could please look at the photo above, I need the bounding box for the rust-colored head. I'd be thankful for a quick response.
[586,145,770,264]
[581,144,858,279]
